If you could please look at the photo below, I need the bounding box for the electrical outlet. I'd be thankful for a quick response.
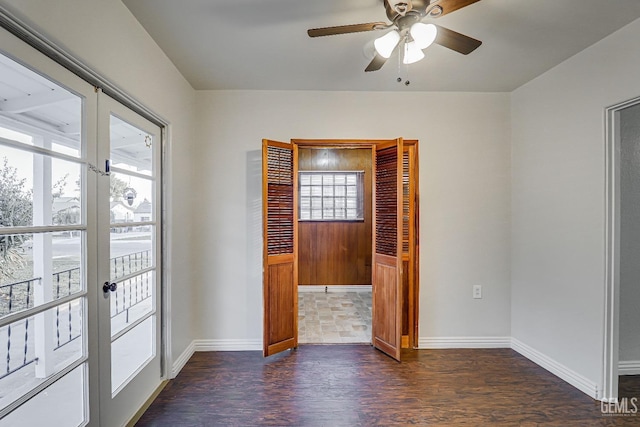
[473,285,482,299]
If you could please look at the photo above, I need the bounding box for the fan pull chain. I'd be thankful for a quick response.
[396,42,402,83]
[404,60,410,86]
[396,37,411,86]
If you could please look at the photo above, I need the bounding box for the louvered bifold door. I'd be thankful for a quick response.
[372,138,403,361]
[401,143,417,348]
[262,139,298,357]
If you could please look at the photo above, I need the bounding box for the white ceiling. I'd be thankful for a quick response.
[122,0,640,92]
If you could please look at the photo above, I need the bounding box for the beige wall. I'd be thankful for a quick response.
[511,17,640,396]
[193,90,512,343]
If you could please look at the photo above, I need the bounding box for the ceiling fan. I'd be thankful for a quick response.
[307,0,483,72]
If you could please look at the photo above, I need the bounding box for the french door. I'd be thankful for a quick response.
[0,27,96,426]
[0,25,163,426]
[96,94,162,426]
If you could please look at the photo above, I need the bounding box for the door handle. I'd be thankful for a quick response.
[103,282,117,293]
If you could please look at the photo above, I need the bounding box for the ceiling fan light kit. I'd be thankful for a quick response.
[307,0,483,79]
[403,41,425,64]
[374,30,401,58]
[410,22,437,49]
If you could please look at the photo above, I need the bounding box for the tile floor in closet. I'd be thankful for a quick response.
[298,290,372,344]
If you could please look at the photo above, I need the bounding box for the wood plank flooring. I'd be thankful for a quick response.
[137,346,640,426]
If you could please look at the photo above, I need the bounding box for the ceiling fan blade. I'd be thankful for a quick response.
[308,22,388,38]
[435,0,482,17]
[434,25,482,55]
[365,53,388,72]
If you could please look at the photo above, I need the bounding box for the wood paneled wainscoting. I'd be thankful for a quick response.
[298,147,372,286]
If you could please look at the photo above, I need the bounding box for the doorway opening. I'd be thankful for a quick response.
[604,96,640,402]
[602,98,640,401]
[297,147,373,344]
[262,138,419,360]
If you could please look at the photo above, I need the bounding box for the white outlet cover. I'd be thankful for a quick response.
[473,285,482,299]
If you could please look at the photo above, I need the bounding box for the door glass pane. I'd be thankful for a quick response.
[109,172,153,224]
[108,112,157,396]
[0,297,84,412]
[109,116,153,175]
[0,147,82,228]
[110,271,153,337]
[0,232,82,319]
[110,228,153,280]
[111,315,155,394]
[0,53,82,158]
[0,364,86,426]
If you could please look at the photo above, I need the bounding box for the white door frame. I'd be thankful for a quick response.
[602,94,640,402]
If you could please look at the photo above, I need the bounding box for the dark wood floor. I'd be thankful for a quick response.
[137,345,640,426]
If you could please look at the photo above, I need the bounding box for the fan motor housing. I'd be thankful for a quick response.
[385,0,434,22]
[396,14,421,32]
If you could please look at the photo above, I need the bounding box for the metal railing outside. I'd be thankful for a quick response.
[0,249,152,380]
[0,278,37,380]
[111,250,152,280]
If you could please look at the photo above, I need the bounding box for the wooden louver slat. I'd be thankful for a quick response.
[376,146,398,257]
[267,145,294,255]
[402,150,410,254]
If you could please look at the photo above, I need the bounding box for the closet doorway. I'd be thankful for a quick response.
[297,146,373,345]
[262,139,419,361]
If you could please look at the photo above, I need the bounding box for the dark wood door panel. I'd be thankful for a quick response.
[372,259,399,357]
[402,258,410,337]
[266,260,295,346]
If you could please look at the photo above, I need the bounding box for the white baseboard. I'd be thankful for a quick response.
[619,360,640,375]
[193,339,262,352]
[511,338,599,399]
[299,285,372,293]
[418,336,511,349]
[171,341,195,378]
